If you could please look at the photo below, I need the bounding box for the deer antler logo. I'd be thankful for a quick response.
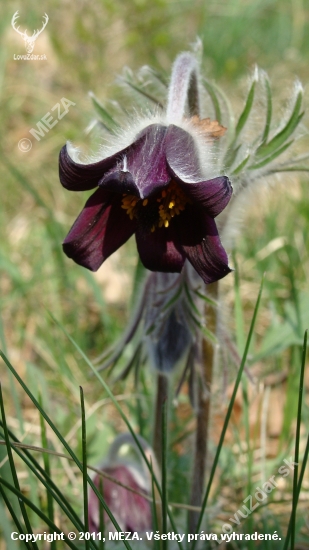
[11,11,49,54]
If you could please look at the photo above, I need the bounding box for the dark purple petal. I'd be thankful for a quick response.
[99,169,139,196]
[59,135,146,191]
[63,188,136,270]
[175,206,232,284]
[135,225,186,273]
[126,124,171,197]
[89,466,151,534]
[165,124,202,181]
[178,176,233,218]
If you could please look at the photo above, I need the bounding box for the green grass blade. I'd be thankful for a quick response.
[0,477,79,550]
[0,423,86,536]
[0,351,132,550]
[38,393,55,550]
[47,316,184,550]
[0,431,99,550]
[80,387,90,550]
[282,433,309,549]
[0,384,39,550]
[0,484,28,550]
[191,275,264,550]
[161,398,168,550]
[282,330,307,550]
[98,476,105,550]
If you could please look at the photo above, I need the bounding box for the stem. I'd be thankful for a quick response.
[166,52,200,124]
[153,373,169,469]
[188,281,218,533]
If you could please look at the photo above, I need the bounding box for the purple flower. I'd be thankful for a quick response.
[59,122,232,284]
[88,463,152,534]
[88,433,156,534]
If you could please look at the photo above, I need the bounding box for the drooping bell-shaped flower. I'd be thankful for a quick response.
[88,434,157,534]
[59,53,233,284]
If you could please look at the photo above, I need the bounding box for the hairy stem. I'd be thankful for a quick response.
[153,373,169,469]
[166,52,200,124]
[188,281,219,533]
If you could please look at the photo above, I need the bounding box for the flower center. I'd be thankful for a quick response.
[121,181,191,232]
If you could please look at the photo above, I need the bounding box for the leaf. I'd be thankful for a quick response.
[0,384,38,550]
[120,79,164,108]
[193,289,218,308]
[0,351,133,550]
[261,73,272,143]
[256,90,303,159]
[47,317,184,550]
[88,92,120,133]
[80,387,90,550]
[203,80,222,123]
[248,140,294,170]
[235,79,256,139]
[231,154,250,175]
[223,144,242,170]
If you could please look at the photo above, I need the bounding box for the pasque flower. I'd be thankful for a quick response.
[88,434,157,534]
[59,53,233,284]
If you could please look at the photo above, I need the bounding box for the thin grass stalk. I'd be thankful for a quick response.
[0,352,132,550]
[188,280,218,532]
[0,384,39,550]
[0,477,79,550]
[0,424,88,537]
[282,330,307,550]
[38,393,55,550]
[80,387,90,550]
[191,276,264,550]
[0,429,101,550]
[161,398,168,550]
[0,483,30,550]
[285,432,309,546]
[99,477,105,550]
[46,317,184,550]
[153,373,169,468]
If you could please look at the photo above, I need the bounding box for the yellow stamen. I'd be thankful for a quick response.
[121,181,191,232]
[158,180,191,228]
